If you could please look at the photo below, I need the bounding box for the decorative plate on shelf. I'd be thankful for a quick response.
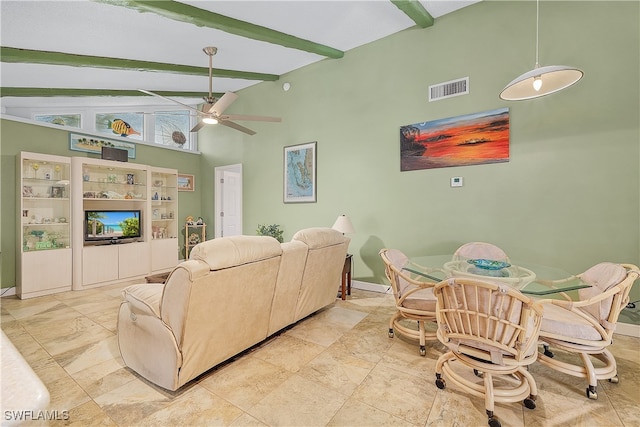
[467,259,511,270]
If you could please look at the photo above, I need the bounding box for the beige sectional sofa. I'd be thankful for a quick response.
[117,227,349,391]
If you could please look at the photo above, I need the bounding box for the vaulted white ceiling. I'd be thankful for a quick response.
[0,0,480,110]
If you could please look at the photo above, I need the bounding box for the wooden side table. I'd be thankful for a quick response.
[340,254,353,300]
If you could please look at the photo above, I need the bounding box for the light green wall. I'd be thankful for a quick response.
[0,118,205,287]
[199,1,639,323]
[0,1,638,325]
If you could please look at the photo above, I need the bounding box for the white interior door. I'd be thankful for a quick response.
[214,164,243,238]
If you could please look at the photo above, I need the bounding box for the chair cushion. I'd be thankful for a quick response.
[540,302,603,341]
[578,262,627,322]
[447,336,537,364]
[453,242,509,261]
[189,235,282,270]
[385,249,408,269]
[402,287,437,311]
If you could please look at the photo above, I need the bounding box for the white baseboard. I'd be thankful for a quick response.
[614,322,640,338]
[352,280,391,294]
[0,287,16,297]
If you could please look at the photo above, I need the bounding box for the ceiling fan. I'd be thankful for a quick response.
[139,47,281,135]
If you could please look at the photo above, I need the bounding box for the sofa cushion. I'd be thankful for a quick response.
[268,240,308,336]
[189,235,282,270]
[292,227,346,249]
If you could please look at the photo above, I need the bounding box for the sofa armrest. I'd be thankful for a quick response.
[118,288,182,391]
[159,260,209,348]
[122,283,164,318]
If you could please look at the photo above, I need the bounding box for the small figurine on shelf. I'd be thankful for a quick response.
[31,162,40,178]
[185,215,195,225]
[196,217,205,225]
[188,233,201,245]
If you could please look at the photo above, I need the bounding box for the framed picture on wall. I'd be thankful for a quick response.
[177,174,195,192]
[284,141,317,203]
[69,133,136,159]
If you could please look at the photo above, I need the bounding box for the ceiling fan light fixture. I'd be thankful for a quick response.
[141,47,280,135]
[499,0,583,101]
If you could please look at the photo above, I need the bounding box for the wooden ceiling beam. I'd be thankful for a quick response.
[391,0,434,28]
[0,47,279,81]
[94,0,344,59]
[0,87,217,98]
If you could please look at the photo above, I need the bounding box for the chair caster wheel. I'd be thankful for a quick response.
[586,386,598,400]
[474,369,484,378]
[608,376,619,384]
[419,346,426,356]
[488,417,501,427]
[435,375,446,389]
[523,397,536,410]
[388,328,394,338]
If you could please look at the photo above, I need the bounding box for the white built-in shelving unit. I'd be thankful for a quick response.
[15,151,181,298]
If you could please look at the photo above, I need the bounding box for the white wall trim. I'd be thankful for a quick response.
[352,280,391,294]
[1,287,17,297]
[614,322,640,338]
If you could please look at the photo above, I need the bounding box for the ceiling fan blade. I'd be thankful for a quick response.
[219,114,282,123]
[207,92,238,115]
[219,120,256,136]
[138,89,201,114]
[190,121,207,132]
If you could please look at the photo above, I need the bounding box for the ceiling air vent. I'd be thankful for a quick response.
[428,77,469,102]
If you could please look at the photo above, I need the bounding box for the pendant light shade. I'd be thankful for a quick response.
[500,65,583,101]
[499,0,583,101]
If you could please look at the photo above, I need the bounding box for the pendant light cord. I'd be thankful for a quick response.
[535,0,540,68]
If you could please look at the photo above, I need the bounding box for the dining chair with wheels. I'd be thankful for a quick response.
[537,262,639,399]
[433,277,543,427]
[379,248,438,356]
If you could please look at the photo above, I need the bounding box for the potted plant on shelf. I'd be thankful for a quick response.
[256,224,284,243]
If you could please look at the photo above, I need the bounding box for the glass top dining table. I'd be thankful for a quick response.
[404,255,591,296]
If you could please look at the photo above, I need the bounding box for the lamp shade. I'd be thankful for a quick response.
[499,65,583,101]
[332,215,355,234]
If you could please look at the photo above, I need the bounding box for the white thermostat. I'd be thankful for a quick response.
[451,177,463,187]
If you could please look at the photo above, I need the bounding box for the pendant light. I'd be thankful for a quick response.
[499,0,583,101]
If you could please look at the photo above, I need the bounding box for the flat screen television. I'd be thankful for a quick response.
[84,210,141,243]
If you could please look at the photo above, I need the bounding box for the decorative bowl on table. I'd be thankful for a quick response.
[467,259,511,270]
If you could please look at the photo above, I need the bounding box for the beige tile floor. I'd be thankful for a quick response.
[1,284,639,427]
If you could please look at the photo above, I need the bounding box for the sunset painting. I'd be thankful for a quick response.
[400,108,509,171]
